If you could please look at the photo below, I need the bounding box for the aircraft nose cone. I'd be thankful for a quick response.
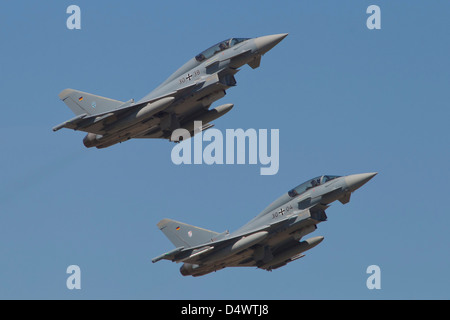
[345,172,377,192]
[254,33,288,54]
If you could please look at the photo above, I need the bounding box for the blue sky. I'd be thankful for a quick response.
[0,1,449,299]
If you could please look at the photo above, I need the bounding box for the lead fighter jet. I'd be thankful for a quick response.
[152,172,377,277]
[53,34,288,149]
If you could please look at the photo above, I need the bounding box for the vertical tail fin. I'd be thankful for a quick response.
[157,219,219,248]
[58,89,125,116]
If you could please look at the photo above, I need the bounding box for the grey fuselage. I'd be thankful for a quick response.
[175,173,376,276]
[132,36,282,141]
[56,34,288,148]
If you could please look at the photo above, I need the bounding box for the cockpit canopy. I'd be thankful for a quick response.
[288,175,341,198]
[195,38,250,62]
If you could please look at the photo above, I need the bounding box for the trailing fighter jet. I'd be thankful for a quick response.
[152,172,377,277]
[53,34,288,149]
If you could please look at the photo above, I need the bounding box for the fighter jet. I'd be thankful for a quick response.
[53,34,288,149]
[152,172,377,277]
